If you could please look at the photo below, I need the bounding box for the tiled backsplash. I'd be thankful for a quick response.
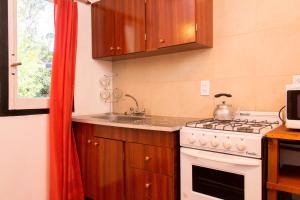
[113,0,300,118]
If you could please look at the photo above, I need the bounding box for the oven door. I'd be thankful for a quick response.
[181,148,262,200]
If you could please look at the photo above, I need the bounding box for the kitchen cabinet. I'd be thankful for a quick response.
[157,0,196,48]
[73,123,179,200]
[93,137,124,200]
[73,123,95,199]
[127,168,173,200]
[92,0,213,60]
[126,143,174,176]
[266,126,300,200]
[92,0,146,58]
[73,123,125,200]
[91,0,115,58]
[126,143,176,200]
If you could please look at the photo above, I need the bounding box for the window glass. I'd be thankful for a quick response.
[16,0,54,98]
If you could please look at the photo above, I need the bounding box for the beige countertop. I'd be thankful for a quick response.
[72,113,197,132]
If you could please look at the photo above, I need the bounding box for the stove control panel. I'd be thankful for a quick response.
[180,127,263,158]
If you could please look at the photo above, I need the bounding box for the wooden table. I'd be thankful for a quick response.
[267,126,300,200]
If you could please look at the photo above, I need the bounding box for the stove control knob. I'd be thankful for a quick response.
[199,137,208,146]
[188,135,197,144]
[223,140,232,150]
[237,141,247,151]
[211,138,220,148]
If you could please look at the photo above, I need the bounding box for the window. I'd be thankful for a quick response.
[8,0,54,110]
[0,0,53,116]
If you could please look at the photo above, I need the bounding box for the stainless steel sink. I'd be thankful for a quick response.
[92,113,146,123]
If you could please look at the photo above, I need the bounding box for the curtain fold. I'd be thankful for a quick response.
[50,0,84,199]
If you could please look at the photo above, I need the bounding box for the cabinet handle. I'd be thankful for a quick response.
[145,183,152,189]
[87,139,92,144]
[145,156,151,161]
[94,142,99,147]
[159,39,165,43]
[116,46,122,51]
[110,46,114,51]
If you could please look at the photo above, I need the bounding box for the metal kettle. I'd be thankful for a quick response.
[213,93,235,121]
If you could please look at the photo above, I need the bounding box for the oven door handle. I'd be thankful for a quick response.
[181,148,261,166]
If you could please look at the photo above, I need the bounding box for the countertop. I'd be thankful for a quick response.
[72,113,197,132]
[266,125,300,141]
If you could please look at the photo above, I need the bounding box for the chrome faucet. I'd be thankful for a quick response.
[124,94,145,116]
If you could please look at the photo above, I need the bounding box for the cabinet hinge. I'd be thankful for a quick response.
[195,24,198,32]
[145,33,147,41]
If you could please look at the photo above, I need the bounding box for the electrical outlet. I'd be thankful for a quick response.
[200,80,210,96]
[293,75,300,84]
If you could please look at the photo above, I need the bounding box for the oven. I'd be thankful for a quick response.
[180,147,262,200]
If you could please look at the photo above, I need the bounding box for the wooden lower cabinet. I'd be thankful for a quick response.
[73,122,179,200]
[94,137,125,200]
[127,168,173,200]
[73,123,95,199]
[125,143,176,200]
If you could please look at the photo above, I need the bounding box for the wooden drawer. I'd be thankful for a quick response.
[126,143,174,176]
[127,168,173,200]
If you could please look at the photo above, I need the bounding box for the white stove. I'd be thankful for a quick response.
[180,112,281,200]
[180,111,280,158]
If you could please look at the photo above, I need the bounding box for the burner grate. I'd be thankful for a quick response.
[186,119,279,134]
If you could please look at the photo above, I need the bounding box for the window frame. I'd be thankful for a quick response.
[0,0,49,116]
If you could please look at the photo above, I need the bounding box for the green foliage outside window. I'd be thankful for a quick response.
[17,0,54,98]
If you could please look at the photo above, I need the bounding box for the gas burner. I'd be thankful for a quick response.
[186,118,280,134]
[236,126,254,133]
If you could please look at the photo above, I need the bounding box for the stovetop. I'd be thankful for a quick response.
[186,118,280,134]
[180,112,281,158]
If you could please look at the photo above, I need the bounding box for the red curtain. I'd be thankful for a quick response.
[49,0,84,200]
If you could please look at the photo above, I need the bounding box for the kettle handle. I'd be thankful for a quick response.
[215,93,232,98]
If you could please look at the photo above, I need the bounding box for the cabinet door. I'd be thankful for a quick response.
[127,168,173,200]
[114,0,124,56]
[121,0,146,54]
[94,138,125,200]
[92,0,115,58]
[126,143,174,176]
[73,123,95,199]
[146,0,158,51]
[158,0,196,48]
[144,145,174,176]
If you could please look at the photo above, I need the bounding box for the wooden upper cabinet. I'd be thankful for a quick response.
[122,0,146,54]
[158,0,196,48]
[92,0,115,58]
[92,0,212,60]
[92,0,146,58]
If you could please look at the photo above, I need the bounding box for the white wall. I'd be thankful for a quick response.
[0,4,111,200]
[74,4,112,116]
[0,115,49,200]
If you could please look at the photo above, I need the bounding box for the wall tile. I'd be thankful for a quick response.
[214,0,257,37]
[256,0,300,31]
[255,24,300,76]
[254,76,291,111]
[212,33,256,79]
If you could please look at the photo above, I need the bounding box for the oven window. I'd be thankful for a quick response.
[287,91,300,120]
[192,165,244,200]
